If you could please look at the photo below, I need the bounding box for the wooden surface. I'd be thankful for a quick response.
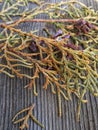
[0,0,98,130]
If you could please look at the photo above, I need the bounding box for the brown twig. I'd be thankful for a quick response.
[12,104,44,130]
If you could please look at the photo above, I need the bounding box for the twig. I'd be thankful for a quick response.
[12,104,44,130]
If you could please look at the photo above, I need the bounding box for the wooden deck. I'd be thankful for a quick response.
[0,0,98,130]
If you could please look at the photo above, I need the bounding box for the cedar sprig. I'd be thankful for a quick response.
[12,104,44,129]
[0,0,98,129]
